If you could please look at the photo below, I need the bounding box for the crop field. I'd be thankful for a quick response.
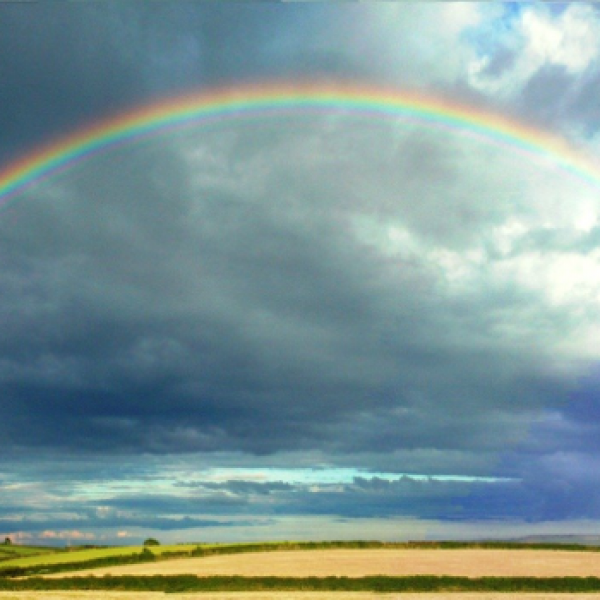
[44,548,600,579]
[4,542,600,594]
[5,594,600,600]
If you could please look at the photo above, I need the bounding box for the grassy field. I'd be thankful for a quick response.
[0,544,202,569]
[0,546,62,563]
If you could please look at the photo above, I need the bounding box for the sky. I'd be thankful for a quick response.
[2,1,600,546]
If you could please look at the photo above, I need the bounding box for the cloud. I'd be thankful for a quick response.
[40,530,96,541]
[467,4,600,132]
[326,3,482,89]
[0,4,144,163]
[2,101,598,465]
[2,1,600,538]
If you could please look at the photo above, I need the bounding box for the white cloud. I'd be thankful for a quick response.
[523,5,600,76]
[40,530,96,540]
[469,4,600,100]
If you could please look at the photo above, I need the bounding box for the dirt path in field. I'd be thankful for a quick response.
[46,548,600,578]
[6,594,600,600]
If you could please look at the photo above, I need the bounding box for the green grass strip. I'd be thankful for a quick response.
[3,575,600,593]
[0,548,160,578]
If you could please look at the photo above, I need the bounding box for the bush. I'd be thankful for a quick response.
[140,548,155,561]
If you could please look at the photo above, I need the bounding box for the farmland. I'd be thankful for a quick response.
[4,540,600,574]
[0,544,199,570]
[5,595,600,600]
[41,547,600,578]
[3,541,600,594]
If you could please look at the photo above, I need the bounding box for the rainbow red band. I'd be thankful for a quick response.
[1,82,599,211]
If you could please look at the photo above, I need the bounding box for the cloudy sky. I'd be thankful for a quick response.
[2,1,600,546]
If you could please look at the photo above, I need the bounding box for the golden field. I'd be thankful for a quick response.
[4,593,600,600]
[45,548,600,578]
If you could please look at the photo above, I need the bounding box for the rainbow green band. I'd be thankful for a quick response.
[1,83,599,211]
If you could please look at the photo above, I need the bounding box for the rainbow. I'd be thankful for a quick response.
[1,82,599,211]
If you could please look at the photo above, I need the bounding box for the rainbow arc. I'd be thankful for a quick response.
[1,83,599,211]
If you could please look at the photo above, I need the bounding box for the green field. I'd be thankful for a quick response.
[0,541,342,570]
[0,543,203,569]
[0,545,62,563]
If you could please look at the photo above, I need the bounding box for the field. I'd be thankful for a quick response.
[42,547,600,578]
[0,547,62,563]
[0,544,200,569]
[4,542,600,594]
[5,594,600,600]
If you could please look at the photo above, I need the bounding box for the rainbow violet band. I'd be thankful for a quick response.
[1,82,599,211]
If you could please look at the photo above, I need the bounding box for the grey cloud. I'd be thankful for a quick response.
[269,477,487,520]
[0,3,344,164]
[0,114,580,463]
[0,516,263,534]
[0,4,144,162]
[517,64,583,127]
[178,480,294,495]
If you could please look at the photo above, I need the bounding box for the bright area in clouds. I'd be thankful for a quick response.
[2,1,600,545]
[469,3,600,99]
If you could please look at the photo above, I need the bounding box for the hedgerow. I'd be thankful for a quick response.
[2,575,600,593]
[0,549,156,578]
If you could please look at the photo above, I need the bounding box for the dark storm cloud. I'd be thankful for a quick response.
[98,493,249,515]
[0,2,349,164]
[0,4,143,161]
[500,372,600,462]
[459,452,600,522]
[179,480,294,495]
[259,477,476,520]
[0,473,509,532]
[89,477,502,522]
[0,108,582,464]
[451,372,600,522]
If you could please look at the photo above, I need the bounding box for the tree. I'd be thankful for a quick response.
[4,537,11,545]
[143,538,160,546]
